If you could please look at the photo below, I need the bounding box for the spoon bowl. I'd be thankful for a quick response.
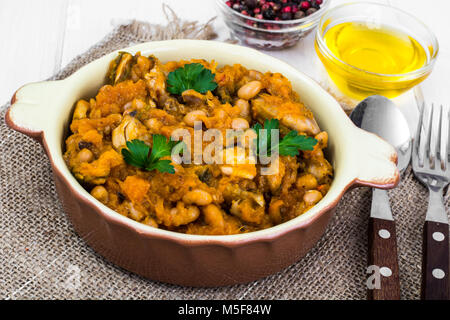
[351,95,412,171]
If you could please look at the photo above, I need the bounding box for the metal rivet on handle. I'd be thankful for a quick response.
[378,229,391,239]
[432,232,445,242]
[380,267,392,277]
[432,269,445,279]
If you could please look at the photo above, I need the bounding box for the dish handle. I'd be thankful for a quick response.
[351,127,400,189]
[5,81,64,142]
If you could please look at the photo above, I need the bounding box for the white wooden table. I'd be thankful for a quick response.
[1,0,449,124]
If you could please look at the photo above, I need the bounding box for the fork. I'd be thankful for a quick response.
[412,102,450,300]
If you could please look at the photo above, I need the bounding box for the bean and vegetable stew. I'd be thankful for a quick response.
[64,52,333,235]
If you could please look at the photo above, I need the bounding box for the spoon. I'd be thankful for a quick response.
[350,95,412,300]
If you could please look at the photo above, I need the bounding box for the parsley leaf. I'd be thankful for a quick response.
[121,136,182,174]
[276,130,318,156]
[149,134,179,162]
[252,119,318,157]
[167,63,218,95]
[121,139,150,168]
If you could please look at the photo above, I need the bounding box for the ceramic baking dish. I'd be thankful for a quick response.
[6,40,399,286]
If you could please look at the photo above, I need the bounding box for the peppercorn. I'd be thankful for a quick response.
[310,0,321,10]
[306,7,317,15]
[225,0,321,21]
[263,7,276,19]
[294,10,305,19]
[300,1,310,10]
[244,0,257,9]
[281,11,293,20]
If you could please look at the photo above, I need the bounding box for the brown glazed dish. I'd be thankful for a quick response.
[5,40,399,286]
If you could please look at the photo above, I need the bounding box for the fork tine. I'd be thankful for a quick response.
[429,103,439,168]
[415,102,425,166]
[440,104,449,170]
[417,103,432,166]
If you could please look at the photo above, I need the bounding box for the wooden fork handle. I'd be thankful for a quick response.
[422,221,450,300]
[368,217,401,300]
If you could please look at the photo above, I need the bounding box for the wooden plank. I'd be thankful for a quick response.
[60,0,220,67]
[0,0,68,103]
[390,0,450,53]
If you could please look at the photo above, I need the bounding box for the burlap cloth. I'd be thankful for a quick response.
[1,9,449,300]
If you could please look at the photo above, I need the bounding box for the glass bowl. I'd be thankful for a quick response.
[315,2,439,101]
[216,0,331,50]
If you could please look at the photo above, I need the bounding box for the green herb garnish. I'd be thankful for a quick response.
[121,135,182,174]
[253,119,318,157]
[166,63,217,95]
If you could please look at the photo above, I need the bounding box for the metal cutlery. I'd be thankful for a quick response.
[412,102,450,300]
[351,95,411,300]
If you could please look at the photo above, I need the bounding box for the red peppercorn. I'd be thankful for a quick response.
[225,0,322,22]
[300,1,310,10]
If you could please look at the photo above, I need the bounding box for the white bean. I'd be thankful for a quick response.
[235,99,250,117]
[183,110,206,127]
[237,81,262,100]
[248,70,263,80]
[77,148,94,163]
[303,190,323,206]
[73,100,90,120]
[91,186,108,203]
[231,118,249,130]
[182,189,213,206]
[202,204,224,228]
